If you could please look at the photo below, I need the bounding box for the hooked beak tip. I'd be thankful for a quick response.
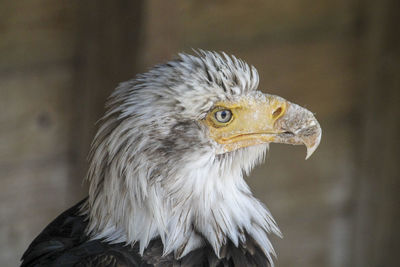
[304,128,322,160]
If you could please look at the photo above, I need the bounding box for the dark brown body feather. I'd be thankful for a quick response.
[21,200,270,267]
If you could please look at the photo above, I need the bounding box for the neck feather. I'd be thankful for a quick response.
[84,144,280,263]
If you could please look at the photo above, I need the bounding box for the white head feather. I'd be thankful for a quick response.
[83,51,282,265]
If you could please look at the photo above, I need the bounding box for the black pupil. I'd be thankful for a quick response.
[221,111,227,119]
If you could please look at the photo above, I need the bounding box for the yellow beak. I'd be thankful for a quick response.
[204,94,321,159]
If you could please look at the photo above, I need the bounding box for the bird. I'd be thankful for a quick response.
[21,50,321,267]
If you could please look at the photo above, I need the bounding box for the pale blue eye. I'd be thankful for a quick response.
[215,109,232,123]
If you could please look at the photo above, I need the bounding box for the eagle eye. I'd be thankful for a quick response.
[214,109,232,123]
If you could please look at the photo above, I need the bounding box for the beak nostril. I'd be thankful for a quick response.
[272,107,283,119]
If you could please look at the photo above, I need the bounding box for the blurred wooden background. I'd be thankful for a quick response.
[1,0,399,266]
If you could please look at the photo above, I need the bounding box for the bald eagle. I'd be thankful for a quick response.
[21,51,321,267]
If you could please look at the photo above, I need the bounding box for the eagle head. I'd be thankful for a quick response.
[84,50,321,265]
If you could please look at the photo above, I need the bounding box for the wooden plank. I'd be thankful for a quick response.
[0,0,78,71]
[177,0,359,46]
[351,0,400,266]
[0,67,74,165]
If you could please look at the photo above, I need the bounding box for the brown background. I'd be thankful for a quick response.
[1,0,399,266]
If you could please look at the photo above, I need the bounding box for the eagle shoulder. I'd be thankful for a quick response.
[20,200,143,267]
[21,200,270,266]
